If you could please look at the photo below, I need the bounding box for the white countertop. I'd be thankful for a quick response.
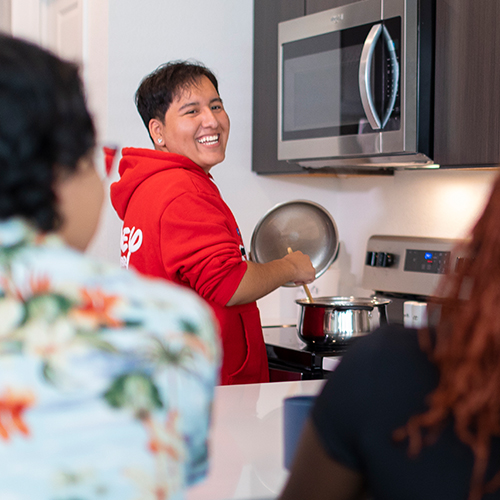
[187,379,326,500]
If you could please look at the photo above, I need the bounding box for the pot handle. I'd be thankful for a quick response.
[377,304,389,326]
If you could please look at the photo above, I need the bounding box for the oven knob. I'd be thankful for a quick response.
[365,251,378,266]
[376,252,394,268]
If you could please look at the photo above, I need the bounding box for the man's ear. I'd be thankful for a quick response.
[149,119,167,149]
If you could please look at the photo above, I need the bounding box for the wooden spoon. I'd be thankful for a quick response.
[287,247,314,303]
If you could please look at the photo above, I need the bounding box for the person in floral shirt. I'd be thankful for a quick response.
[0,35,220,500]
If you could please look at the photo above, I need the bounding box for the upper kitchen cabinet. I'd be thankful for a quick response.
[252,0,304,174]
[433,0,500,167]
[252,0,500,174]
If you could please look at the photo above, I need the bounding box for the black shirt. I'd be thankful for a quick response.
[312,324,500,500]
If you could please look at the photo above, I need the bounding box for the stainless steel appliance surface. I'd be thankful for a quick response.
[363,235,466,324]
[278,0,435,170]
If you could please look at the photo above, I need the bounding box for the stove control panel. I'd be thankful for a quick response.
[362,235,466,297]
[404,249,450,274]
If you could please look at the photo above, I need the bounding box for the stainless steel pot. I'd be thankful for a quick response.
[296,296,391,347]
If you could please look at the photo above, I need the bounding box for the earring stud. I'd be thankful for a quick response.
[157,138,163,144]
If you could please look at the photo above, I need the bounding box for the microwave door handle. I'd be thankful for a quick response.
[381,25,400,128]
[359,23,383,130]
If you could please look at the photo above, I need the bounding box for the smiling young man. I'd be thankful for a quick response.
[111,61,315,385]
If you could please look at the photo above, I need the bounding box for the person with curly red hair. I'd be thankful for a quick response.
[279,176,500,500]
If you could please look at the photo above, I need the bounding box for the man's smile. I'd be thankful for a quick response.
[197,134,220,145]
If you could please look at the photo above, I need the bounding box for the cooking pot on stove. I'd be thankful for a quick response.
[296,296,391,347]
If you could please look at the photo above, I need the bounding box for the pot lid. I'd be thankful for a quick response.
[250,200,339,287]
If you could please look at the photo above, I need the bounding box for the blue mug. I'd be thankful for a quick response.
[283,395,316,470]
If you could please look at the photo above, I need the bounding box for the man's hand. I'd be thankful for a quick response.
[226,250,315,306]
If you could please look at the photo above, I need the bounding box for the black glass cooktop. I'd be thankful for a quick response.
[263,326,345,374]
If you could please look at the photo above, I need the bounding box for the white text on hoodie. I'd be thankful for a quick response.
[120,226,143,268]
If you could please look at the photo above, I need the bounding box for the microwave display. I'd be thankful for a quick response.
[282,17,401,142]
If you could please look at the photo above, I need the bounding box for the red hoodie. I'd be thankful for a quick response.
[111,148,269,385]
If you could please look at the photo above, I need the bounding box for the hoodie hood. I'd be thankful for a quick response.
[110,148,209,220]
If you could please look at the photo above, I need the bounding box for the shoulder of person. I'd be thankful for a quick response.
[35,243,218,338]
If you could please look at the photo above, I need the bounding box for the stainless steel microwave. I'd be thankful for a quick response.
[278,0,436,170]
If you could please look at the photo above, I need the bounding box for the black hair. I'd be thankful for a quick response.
[0,34,96,232]
[135,60,219,141]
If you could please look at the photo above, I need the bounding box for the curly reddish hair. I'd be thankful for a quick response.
[394,174,500,500]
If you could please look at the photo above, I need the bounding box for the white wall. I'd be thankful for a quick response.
[0,0,11,33]
[99,0,498,325]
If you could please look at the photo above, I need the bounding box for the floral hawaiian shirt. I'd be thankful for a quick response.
[0,218,220,500]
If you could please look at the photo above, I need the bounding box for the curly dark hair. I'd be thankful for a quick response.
[135,60,219,141]
[0,35,96,232]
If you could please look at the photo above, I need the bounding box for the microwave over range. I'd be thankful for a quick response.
[278,0,436,170]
